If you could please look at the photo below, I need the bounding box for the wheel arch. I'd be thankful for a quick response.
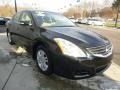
[32,40,48,59]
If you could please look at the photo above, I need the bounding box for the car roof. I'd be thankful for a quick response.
[20,10,61,15]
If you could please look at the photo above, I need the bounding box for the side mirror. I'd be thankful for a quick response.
[19,21,32,26]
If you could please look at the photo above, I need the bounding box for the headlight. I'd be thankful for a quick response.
[54,38,87,58]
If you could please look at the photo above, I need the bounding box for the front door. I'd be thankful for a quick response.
[18,12,35,48]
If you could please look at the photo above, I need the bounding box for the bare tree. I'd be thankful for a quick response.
[112,0,120,27]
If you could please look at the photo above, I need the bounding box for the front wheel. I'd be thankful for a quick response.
[35,45,53,75]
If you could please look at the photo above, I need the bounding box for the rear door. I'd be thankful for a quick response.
[8,12,22,43]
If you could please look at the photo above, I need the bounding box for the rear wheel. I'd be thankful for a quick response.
[7,31,14,45]
[35,45,53,75]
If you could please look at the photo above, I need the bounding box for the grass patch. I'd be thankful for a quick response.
[105,22,120,28]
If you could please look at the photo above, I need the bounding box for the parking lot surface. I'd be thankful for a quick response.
[0,26,120,90]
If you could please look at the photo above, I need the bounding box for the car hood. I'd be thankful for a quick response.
[43,26,109,47]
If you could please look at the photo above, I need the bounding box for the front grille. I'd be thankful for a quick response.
[87,43,112,57]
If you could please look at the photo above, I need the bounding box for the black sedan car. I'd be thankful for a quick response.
[6,10,113,79]
[0,17,10,26]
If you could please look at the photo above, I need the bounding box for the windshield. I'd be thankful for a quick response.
[33,11,75,27]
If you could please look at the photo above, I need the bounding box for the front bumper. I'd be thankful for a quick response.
[51,53,113,80]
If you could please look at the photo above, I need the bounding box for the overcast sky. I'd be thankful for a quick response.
[0,0,114,12]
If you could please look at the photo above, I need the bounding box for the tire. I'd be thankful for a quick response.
[35,45,53,75]
[7,31,14,45]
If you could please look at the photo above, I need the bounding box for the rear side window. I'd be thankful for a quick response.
[12,12,21,22]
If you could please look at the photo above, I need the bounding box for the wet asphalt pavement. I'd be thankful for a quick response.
[0,26,120,90]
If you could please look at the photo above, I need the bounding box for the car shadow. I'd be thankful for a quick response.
[34,69,120,90]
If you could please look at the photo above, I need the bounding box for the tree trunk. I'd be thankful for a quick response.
[115,6,119,27]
